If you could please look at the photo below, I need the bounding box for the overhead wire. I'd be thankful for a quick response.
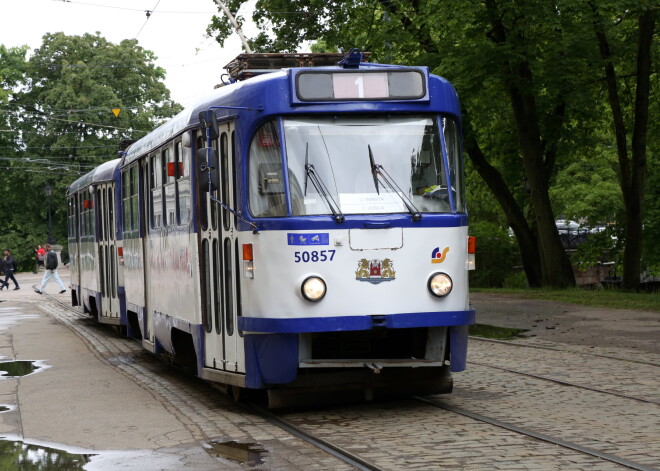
[135,0,162,39]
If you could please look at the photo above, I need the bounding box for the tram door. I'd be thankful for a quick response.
[97,184,120,322]
[200,122,245,375]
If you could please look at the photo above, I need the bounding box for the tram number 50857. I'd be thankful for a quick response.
[294,250,336,263]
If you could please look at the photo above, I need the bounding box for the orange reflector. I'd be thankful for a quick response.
[117,247,123,257]
[468,236,476,254]
[83,199,94,209]
[242,244,253,261]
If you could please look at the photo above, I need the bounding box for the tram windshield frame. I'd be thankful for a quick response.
[248,115,465,218]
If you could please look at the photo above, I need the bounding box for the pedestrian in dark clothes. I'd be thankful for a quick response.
[1,248,20,290]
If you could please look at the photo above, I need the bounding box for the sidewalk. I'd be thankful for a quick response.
[0,266,223,470]
[0,267,70,300]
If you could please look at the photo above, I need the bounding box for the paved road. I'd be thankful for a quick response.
[0,270,657,470]
[471,292,660,355]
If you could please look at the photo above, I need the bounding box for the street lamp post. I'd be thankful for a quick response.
[44,184,55,244]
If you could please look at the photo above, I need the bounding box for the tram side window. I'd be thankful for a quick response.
[410,118,452,213]
[176,140,191,225]
[78,195,85,236]
[231,131,238,226]
[122,168,131,232]
[80,191,95,238]
[78,194,85,236]
[67,197,76,240]
[89,191,96,238]
[197,134,209,231]
[122,165,140,233]
[442,117,465,213]
[150,154,163,228]
[163,146,176,226]
[108,188,114,240]
[248,120,286,217]
[97,189,104,241]
[220,132,231,231]
[210,137,219,231]
[130,166,139,231]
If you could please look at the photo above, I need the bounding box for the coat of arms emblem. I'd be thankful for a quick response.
[355,258,396,284]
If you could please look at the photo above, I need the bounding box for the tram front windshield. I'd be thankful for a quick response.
[248,116,465,218]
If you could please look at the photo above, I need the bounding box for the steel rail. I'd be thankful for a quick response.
[415,396,659,471]
[469,360,659,405]
[242,402,385,471]
[469,336,660,368]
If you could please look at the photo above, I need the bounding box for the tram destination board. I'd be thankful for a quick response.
[294,69,427,102]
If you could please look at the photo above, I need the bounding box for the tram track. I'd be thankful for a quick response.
[413,396,659,471]
[468,360,660,405]
[469,335,660,368]
[242,402,385,471]
[40,292,386,470]
[38,293,659,470]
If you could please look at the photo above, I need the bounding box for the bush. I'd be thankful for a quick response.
[469,221,521,288]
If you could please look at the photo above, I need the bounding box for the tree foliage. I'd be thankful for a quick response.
[0,33,182,271]
[208,0,657,289]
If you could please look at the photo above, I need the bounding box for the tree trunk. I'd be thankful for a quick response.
[485,0,576,288]
[592,5,655,290]
[463,119,543,287]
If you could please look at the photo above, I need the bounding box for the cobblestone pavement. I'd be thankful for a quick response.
[2,271,658,470]
[279,336,660,471]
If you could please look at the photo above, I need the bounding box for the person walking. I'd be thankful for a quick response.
[34,244,46,273]
[35,244,66,294]
[1,248,20,290]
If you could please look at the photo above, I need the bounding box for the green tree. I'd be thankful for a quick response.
[1,33,182,267]
[208,0,656,289]
[588,2,657,289]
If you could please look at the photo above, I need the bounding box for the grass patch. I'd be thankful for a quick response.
[472,288,660,312]
[469,324,527,340]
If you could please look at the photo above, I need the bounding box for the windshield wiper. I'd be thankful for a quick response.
[304,143,345,223]
[368,145,422,222]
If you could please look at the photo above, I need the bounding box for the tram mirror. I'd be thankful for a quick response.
[198,111,219,140]
[195,147,219,192]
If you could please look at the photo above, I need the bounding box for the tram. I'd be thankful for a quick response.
[67,50,476,406]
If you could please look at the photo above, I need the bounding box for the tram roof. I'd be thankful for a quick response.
[122,62,461,166]
[122,70,281,165]
[67,158,120,195]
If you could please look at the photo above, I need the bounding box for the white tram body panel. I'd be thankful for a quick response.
[239,227,469,319]
[147,230,202,345]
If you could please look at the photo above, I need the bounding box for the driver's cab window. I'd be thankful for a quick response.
[248,120,286,217]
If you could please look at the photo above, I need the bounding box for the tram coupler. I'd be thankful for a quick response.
[364,362,383,374]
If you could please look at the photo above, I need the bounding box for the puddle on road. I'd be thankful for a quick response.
[0,437,94,470]
[0,360,47,379]
[0,312,40,331]
[0,435,190,470]
[469,323,527,340]
[206,440,267,466]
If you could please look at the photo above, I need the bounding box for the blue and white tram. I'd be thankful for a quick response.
[67,158,124,327]
[68,51,476,406]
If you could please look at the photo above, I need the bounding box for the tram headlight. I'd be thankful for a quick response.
[301,276,326,302]
[428,272,453,298]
